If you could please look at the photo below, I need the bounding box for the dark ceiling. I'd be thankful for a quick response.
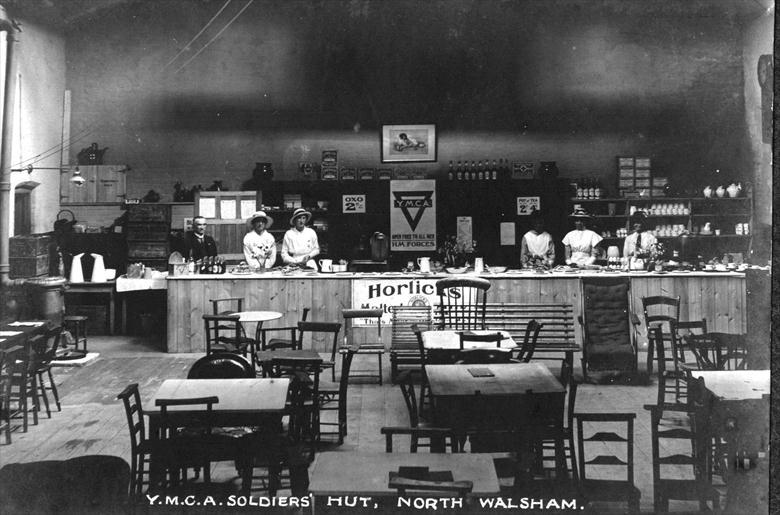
[1,0,772,31]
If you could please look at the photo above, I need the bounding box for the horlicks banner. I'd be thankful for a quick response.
[351,278,439,325]
[390,180,437,251]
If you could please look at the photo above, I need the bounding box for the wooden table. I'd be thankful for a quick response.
[426,362,564,397]
[65,281,117,335]
[0,321,48,350]
[145,378,289,428]
[422,329,516,350]
[235,311,283,325]
[308,451,500,498]
[691,370,769,401]
[255,349,322,364]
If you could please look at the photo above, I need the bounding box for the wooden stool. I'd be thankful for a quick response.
[63,316,88,352]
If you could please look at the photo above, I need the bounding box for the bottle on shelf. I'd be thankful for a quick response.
[587,177,596,199]
[491,159,498,180]
[448,161,454,181]
[477,160,484,180]
[470,161,477,180]
[576,180,584,199]
[594,178,602,198]
[456,160,464,180]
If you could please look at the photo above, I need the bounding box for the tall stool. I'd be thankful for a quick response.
[63,315,88,352]
[342,309,384,385]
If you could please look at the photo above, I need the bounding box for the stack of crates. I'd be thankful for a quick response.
[617,156,656,197]
[125,204,171,271]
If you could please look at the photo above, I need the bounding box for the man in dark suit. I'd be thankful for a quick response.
[183,216,218,260]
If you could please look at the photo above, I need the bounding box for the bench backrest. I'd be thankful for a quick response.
[389,305,432,351]
[435,302,576,349]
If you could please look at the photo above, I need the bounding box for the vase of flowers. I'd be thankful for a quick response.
[437,235,477,268]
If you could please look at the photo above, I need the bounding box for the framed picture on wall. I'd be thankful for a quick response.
[381,124,437,163]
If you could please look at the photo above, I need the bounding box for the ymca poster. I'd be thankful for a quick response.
[389,179,437,251]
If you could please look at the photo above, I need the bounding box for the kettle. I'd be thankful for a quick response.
[370,232,389,262]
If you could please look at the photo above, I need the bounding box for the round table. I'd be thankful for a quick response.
[233,311,284,366]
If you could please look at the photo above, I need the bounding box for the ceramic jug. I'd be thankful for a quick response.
[417,257,431,273]
[473,257,484,273]
[715,185,726,198]
[726,183,740,198]
[703,185,712,198]
[319,259,333,272]
[69,253,85,283]
[90,253,107,282]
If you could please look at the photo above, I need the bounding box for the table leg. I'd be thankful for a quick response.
[109,289,115,336]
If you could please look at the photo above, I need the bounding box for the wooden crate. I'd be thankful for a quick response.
[10,255,50,279]
[10,233,54,256]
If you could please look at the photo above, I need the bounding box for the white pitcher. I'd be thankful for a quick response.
[69,253,85,283]
[91,253,107,282]
[319,259,333,272]
[473,257,484,273]
[417,257,431,273]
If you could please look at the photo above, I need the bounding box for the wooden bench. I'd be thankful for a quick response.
[436,302,579,381]
[389,305,432,383]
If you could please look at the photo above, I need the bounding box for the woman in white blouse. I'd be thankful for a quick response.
[281,208,320,268]
[520,210,555,268]
[562,208,602,266]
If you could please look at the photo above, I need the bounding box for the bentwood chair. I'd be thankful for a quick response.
[434,277,491,331]
[187,353,256,379]
[342,309,384,385]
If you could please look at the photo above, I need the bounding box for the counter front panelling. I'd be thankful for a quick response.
[166,272,747,353]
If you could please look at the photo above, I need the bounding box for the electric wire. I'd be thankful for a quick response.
[174,0,254,74]
[161,0,233,72]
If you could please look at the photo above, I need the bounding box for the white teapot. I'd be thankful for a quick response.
[715,185,726,198]
[726,182,740,198]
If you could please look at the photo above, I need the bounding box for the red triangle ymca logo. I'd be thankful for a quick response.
[393,191,433,231]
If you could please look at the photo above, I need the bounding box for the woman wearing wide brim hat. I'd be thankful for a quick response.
[520,209,555,269]
[562,207,602,266]
[281,207,320,268]
[243,210,277,269]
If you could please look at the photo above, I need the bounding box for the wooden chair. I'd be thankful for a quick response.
[578,277,640,380]
[686,333,747,371]
[258,307,310,351]
[62,315,88,352]
[297,321,341,382]
[7,337,38,432]
[513,320,543,363]
[389,305,432,383]
[318,346,356,444]
[537,379,578,481]
[208,297,255,356]
[116,383,154,495]
[187,353,256,379]
[435,277,491,331]
[642,295,680,374]
[262,356,322,458]
[454,347,513,364]
[152,396,241,491]
[31,326,64,417]
[202,314,255,361]
[380,370,457,453]
[457,331,504,349]
[0,346,24,444]
[342,309,384,385]
[574,412,640,514]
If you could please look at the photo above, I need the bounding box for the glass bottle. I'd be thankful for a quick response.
[587,177,596,199]
[456,160,464,180]
[477,161,484,180]
[448,161,454,181]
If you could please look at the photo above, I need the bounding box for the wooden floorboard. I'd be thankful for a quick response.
[0,336,742,513]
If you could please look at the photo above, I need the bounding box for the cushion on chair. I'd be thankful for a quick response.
[583,280,635,371]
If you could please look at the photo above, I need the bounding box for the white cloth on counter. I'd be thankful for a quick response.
[281,227,320,265]
[116,273,168,292]
[243,230,277,269]
[562,229,602,266]
[8,321,46,327]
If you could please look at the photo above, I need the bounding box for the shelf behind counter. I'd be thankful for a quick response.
[166,270,748,353]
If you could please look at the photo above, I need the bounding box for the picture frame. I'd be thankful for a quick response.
[381,124,437,163]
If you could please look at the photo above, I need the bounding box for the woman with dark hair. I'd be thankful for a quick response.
[520,210,555,268]
[562,207,602,266]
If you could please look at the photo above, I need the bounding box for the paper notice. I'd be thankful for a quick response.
[198,197,216,218]
[240,199,256,220]
[220,199,237,219]
[500,222,516,246]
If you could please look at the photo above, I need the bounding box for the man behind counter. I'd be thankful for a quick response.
[183,216,218,261]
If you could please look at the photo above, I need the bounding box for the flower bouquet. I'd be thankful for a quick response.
[437,235,477,268]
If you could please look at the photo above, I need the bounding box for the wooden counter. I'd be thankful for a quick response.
[166,270,749,353]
